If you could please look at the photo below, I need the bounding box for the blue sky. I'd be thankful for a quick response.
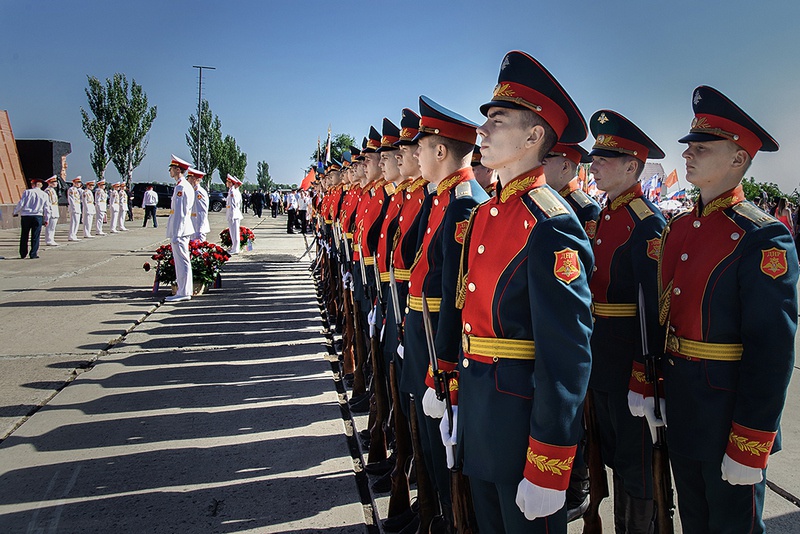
[2,0,799,193]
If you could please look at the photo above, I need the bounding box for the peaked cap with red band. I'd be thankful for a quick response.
[226,174,242,185]
[169,154,191,171]
[548,143,591,165]
[378,117,400,152]
[413,95,478,145]
[678,85,778,158]
[481,51,587,144]
[187,168,206,178]
[350,144,363,162]
[395,108,421,146]
[589,110,664,162]
[363,126,382,153]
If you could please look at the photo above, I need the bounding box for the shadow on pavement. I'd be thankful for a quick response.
[0,260,365,532]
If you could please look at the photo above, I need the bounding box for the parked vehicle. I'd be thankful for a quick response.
[209,191,226,212]
[132,183,174,210]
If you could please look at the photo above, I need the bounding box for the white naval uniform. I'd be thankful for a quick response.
[226,187,243,254]
[67,185,82,241]
[81,187,96,237]
[95,188,108,235]
[118,190,129,230]
[109,189,121,232]
[166,176,195,297]
[44,186,60,245]
[191,184,211,242]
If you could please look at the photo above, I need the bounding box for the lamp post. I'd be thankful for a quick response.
[192,65,215,172]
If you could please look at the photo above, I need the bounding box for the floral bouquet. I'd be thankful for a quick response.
[144,240,231,288]
[220,226,255,250]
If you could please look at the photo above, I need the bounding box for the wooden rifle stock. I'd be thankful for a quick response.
[582,391,608,534]
[409,400,437,533]
[367,323,389,463]
[387,361,411,517]
[652,427,674,534]
[350,292,367,397]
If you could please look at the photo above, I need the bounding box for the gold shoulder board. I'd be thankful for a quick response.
[569,189,594,208]
[629,198,654,220]
[384,183,396,195]
[732,202,776,227]
[455,182,472,199]
[528,188,568,218]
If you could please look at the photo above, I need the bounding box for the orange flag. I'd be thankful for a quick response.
[665,169,678,188]
[300,168,315,190]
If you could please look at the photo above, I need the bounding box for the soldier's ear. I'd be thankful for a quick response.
[730,148,750,171]
[525,124,546,149]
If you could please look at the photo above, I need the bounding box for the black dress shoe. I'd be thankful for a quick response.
[348,393,368,406]
[396,515,420,534]
[29,255,39,259]
[350,396,370,413]
[383,506,417,533]
[365,458,394,476]
[371,470,392,493]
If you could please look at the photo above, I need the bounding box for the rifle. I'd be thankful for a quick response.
[386,360,412,518]
[582,391,608,534]
[389,263,403,339]
[638,284,675,533]
[421,292,476,534]
[363,252,389,465]
[409,398,437,533]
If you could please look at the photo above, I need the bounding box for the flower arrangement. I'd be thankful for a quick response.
[220,226,255,249]
[146,240,231,287]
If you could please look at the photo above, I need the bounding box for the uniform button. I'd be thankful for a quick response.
[380,233,384,239]
[468,282,476,292]
[681,253,688,261]
[462,358,470,368]
[477,245,485,254]
[490,207,499,216]
[464,322,472,332]
[427,227,431,234]
[593,266,597,272]
[673,287,681,296]
[399,216,403,222]
[406,194,411,200]
[405,307,410,314]
[434,198,439,206]
[596,239,602,245]
[693,220,701,228]
[604,214,611,220]
[408,281,412,288]
[731,232,740,240]
[668,358,675,366]
[365,209,368,213]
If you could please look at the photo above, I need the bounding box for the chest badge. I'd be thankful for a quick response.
[760,247,788,279]
[554,248,581,284]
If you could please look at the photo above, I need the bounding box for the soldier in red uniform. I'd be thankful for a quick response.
[542,143,600,238]
[587,110,666,532]
[646,85,798,533]
[405,95,489,529]
[447,51,594,532]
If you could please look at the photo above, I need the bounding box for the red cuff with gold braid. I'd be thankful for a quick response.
[627,361,664,398]
[522,437,576,491]
[725,422,776,469]
[424,362,459,406]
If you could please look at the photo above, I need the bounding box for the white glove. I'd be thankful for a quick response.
[439,406,458,468]
[342,271,353,290]
[515,479,566,519]
[396,343,404,359]
[642,397,667,444]
[367,306,376,337]
[721,453,763,485]
[628,390,646,417]
[422,387,446,419]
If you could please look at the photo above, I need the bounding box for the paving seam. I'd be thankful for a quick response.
[0,301,161,444]
[312,266,380,534]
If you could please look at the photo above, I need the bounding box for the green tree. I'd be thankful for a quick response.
[216,135,247,184]
[309,132,356,165]
[740,176,784,202]
[186,99,223,186]
[256,160,273,190]
[80,76,115,182]
[107,73,157,187]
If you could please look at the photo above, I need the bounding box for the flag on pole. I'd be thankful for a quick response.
[325,125,332,163]
[665,168,678,188]
[301,167,315,190]
[317,137,323,173]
